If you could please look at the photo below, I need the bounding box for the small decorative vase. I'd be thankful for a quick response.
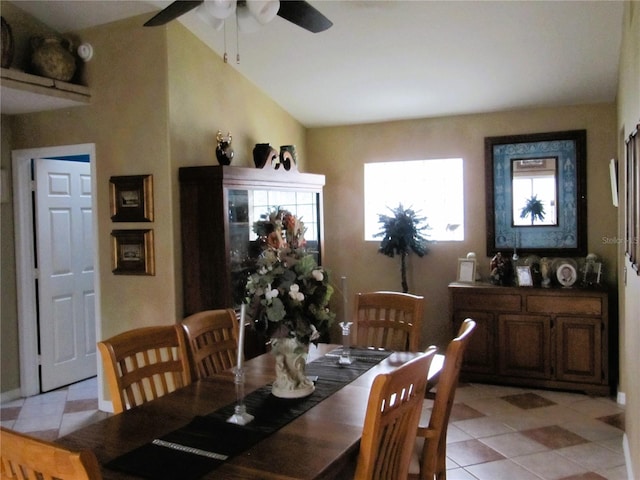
[271,336,315,398]
[215,131,234,165]
[253,143,278,169]
[277,145,297,171]
[30,35,76,81]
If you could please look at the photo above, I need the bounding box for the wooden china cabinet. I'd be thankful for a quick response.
[449,282,613,395]
[179,165,325,318]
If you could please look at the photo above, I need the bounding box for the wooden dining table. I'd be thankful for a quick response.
[56,344,443,480]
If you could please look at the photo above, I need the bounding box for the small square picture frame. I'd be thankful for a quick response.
[584,262,602,285]
[457,258,476,283]
[111,229,155,275]
[109,175,154,222]
[516,265,533,287]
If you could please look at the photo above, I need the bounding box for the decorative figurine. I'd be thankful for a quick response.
[540,257,551,287]
[490,252,513,286]
[216,131,234,165]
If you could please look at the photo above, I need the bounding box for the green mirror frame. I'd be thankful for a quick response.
[485,130,587,257]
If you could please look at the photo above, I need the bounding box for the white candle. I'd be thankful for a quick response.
[341,276,348,322]
[237,304,246,370]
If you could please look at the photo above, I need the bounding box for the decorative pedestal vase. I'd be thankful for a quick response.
[271,337,315,399]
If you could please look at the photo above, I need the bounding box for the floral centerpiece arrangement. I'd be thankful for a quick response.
[246,207,335,345]
[245,207,335,398]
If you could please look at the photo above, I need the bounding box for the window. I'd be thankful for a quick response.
[364,158,464,241]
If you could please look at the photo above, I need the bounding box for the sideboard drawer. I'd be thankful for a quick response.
[453,293,521,312]
[527,295,603,316]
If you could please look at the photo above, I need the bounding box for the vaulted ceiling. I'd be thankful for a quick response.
[12,0,624,127]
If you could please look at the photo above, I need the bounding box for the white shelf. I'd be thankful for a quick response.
[1,68,90,114]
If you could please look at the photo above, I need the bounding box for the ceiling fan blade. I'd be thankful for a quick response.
[277,1,332,33]
[144,1,204,27]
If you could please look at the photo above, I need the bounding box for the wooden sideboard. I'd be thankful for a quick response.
[449,282,613,395]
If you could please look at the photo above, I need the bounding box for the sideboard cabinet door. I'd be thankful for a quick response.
[498,314,551,379]
[555,316,603,384]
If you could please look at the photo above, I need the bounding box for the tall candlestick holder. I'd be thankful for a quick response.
[226,367,254,425]
[338,321,353,365]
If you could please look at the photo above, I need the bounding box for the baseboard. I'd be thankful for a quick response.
[623,433,635,480]
[0,388,22,404]
[617,390,626,405]
[99,398,114,413]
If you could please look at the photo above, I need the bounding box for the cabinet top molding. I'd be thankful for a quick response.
[179,165,325,189]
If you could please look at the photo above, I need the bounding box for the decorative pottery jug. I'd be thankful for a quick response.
[253,143,278,169]
[271,336,315,398]
[1,17,13,68]
[30,35,76,81]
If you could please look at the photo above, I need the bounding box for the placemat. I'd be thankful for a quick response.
[106,347,390,480]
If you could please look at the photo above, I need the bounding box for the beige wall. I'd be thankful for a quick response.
[1,117,19,393]
[0,0,64,394]
[7,15,173,347]
[617,1,640,476]
[308,105,618,349]
[165,24,307,315]
[0,12,305,400]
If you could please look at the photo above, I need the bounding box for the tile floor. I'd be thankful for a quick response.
[0,378,628,479]
[0,377,110,441]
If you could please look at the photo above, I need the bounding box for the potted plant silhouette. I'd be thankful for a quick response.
[374,204,431,293]
[520,195,546,225]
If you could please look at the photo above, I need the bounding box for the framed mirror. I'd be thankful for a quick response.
[485,130,587,257]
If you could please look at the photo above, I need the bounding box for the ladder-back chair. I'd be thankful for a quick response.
[181,308,239,379]
[1,426,102,479]
[354,346,437,480]
[97,325,191,414]
[409,318,476,480]
[354,291,424,351]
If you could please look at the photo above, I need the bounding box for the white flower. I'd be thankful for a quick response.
[258,266,267,275]
[288,283,305,301]
[311,269,324,281]
[265,284,279,300]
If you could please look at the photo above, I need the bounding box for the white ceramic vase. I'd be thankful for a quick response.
[271,337,315,399]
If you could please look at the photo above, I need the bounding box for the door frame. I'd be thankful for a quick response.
[12,144,100,397]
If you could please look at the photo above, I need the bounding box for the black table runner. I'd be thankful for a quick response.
[106,348,391,480]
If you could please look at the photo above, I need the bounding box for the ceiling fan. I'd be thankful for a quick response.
[144,0,333,33]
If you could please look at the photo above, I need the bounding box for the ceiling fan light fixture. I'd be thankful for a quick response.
[204,0,237,20]
[197,7,225,31]
[247,0,280,25]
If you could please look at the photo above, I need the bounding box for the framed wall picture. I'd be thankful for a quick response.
[457,258,476,283]
[485,130,587,257]
[626,124,639,273]
[109,175,154,222]
[111,229,155,275]
[516,265,533,287]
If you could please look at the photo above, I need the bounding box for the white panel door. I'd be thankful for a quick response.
[35,158,96,391]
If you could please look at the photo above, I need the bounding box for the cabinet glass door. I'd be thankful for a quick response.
[228,188,321,306]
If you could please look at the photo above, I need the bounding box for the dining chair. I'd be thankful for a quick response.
[408,318,476,480]
[354,345,438,480]
[181,308,239,379]
[353,291,425,352]
[97,325,191,414]
[0,426,102,479]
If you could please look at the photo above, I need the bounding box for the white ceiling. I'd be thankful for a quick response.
[11,0,624,128]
